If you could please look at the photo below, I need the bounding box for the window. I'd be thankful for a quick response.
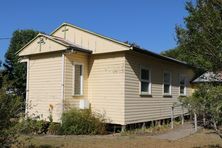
[179,75,186,96]
[140,67,151,95]
[73,63,83,96]
[163,72,171,95]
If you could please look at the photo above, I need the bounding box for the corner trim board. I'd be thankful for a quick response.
[61,53,65,120]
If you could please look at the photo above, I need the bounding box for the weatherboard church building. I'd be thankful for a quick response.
[18,23,194,128]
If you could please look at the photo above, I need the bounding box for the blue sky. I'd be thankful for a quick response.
[0,0,188,63]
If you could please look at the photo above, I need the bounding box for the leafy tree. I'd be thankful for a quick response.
[165,0,222,137]
[0,62,3,89]
[0,71,3,89]
[124,41,141,48]
[161,47,189,65]
[3,30,39,97]
[162,0,222,71]
[180,84,222,137]
[0,90,22,147]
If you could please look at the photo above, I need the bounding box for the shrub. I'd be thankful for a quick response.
[60,108,106,135]
[48,122,61,135]
[17,118,50,134]
[17,104,56,135]
[180,84,222,137]
[0,91,22,147]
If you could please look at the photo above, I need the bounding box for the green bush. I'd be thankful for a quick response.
[0,91,22,147]
[60,108,106,135]
[179,84,222,137]
[17,118,49,134]
[17,108,106,135]
[48,122,61,135]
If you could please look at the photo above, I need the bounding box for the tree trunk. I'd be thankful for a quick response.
[213,120,222,139]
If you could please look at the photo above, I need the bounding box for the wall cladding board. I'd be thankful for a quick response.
[28,52,62,122]
[124,51,194,124]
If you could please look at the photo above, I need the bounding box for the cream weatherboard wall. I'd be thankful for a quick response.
[63,52,89,109]
[88,52,125,125]
[27,52,63,122]
[51,24,129,54]
[51,51,126,125]
[124,51,194,124]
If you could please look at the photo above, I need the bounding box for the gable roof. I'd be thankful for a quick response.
[50,22,131,48]
[192,71,222,83]
[17,33,91,55]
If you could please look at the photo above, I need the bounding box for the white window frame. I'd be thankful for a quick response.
[163,71,172,96]
[73,62,84,96]
[179,74,187,96]
[140,66,151,95]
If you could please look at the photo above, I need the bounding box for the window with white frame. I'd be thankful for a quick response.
[140,67,151,95]
[179,75,186,96]
[163,72,171,95]
[73,63,83,96]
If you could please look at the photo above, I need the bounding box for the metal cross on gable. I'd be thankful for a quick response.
[62,25,69,39]
[37,37,45,52]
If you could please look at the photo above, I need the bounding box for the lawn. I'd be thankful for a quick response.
[20,129,222,148]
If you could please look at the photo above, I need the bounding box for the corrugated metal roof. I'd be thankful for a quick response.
[44,34,92,53]
[132,47,194,68]
[192,71,222,83]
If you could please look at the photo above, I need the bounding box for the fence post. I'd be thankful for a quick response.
[194,112,197,132]
[181,105,184,125]
[171,106,174,129]
[121,125,126,132]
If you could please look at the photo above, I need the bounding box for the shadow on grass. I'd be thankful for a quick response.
[193,144,222,148]
[204,130,222,139]
[27,144,62,148]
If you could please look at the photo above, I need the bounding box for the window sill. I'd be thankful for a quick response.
[72,95,84,97]
[179,94,187,97]
[163,94,172,98]
[140,93,152,97]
